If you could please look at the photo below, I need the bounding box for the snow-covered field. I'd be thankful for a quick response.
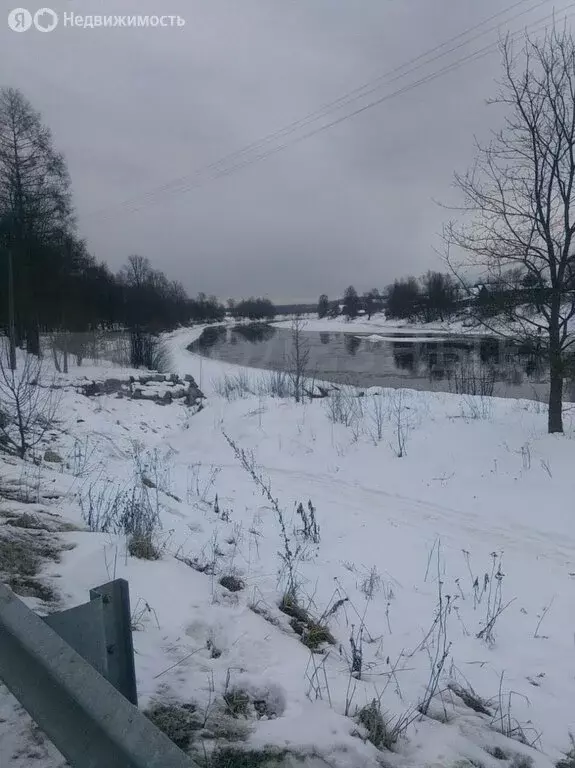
[1,327,574,768]
[273,314,488,337]
[273,309,575,342]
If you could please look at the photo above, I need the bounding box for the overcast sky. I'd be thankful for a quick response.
[1,0,567,301]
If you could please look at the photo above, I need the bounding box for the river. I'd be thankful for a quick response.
[189,323,575,403]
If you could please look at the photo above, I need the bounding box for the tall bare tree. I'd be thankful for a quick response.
[118,254,153,290]
[0,87,73,356]
[445,26,575,433]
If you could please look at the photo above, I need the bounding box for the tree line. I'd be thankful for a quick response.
[382,271,461,322]
[317,267,566,325]
[316,288,385,321]
[0,87,278,366]
[316,273,460,322]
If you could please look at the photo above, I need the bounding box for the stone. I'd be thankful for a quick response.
[44,450,63,463]
[139,374,166,385]
[100,379,125,395]
[81,382,99,397]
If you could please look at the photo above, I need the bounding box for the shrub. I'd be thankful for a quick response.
[556,735,575,768]
[223,688,251,719]
[450,361,496,397]
[279,592,335,651]
[356,700,417,751]
[324,387,361,427]
[448,682,491,716]
[219,574,245,592]
[0,351,59,459]
[130,330,171,372]
[128,532,161,560]
[145,703,201,750]
[80,481,162,558]
[295,500,320,544]
[214,373,254,401]
[357,700,387,749]
[255,371,293,399]
[204,747,288,768]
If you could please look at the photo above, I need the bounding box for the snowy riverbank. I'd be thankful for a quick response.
[0,326,574,768]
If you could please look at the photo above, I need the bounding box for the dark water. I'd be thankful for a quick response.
[190,324,575,403]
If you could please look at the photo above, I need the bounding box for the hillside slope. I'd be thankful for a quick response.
[0,328,574,768]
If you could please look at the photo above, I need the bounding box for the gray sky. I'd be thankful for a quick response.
[0,0,566,302]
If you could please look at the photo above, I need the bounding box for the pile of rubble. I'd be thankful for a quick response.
[78,373,205,408]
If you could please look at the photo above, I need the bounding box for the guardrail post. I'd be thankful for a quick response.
[90,579,138,705]
[43,594,108,680]
[0,582,198,767]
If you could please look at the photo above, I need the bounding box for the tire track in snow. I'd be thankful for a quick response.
[211,460,575,567]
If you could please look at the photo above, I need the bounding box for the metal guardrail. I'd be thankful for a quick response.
[0,578,199,767]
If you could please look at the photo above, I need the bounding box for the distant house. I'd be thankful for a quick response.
[334,303,367,317]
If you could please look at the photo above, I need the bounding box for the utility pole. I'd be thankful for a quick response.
[7,245,16,370]
[62,237,71,374]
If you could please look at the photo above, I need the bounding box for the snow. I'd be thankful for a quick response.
[274,313,488,336]
[359,334,462,343]
[1,327,575,767]
[275,310,575,341]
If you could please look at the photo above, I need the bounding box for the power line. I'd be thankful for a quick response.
[116,3,574,216]
[94,0,571,221]
[120,4,575,213]
[89,0,552,219]
[97,0,547,215]
[203,4,575,186]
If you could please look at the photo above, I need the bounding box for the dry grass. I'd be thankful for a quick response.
[556,735,575,768]
[144,702,202,751]
[278,592,335,651]
[219,574,245,592]
[202,746,288,768]
[0,527,64,602]
[127,532,161,561]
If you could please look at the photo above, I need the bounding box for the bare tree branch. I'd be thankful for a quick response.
[0,340,60,458]
[444,25,575,433]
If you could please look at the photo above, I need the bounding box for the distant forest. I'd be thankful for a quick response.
[0,88,279,364]
[316,268,554,324]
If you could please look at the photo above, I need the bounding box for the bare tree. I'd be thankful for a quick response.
[362,288,383,320]
[288,314,310,403]
[445,26,575,433]
[0,87,74,357]
[118,254,154,290]
[342,285,360,320]
[421,272,459,322]
[390,389,409,458]
[0,344,59,458]
[317,294,330,319]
